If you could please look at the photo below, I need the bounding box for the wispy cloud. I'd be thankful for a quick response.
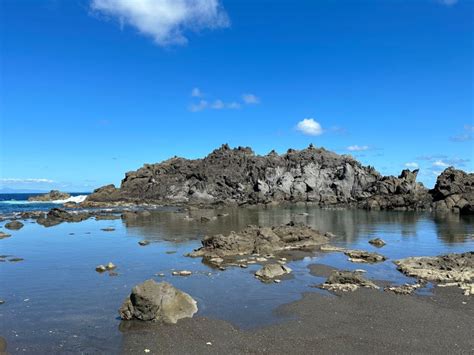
[242,93,260,104]
[189,100,209,112]
[347,145,369,152]
[296,118,323,136]
[191,87,203,97]
[189,90,258,112]
[0,178,55,184]
[438,0,458,6]
[450,124,473,142]
[433,160,450,168]
[90,0,230,46]
[405,162,419,169]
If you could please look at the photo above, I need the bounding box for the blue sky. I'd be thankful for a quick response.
[0,0,472,192]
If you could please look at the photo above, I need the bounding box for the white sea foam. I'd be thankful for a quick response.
[51,195,88,204]
[0,195,88,205]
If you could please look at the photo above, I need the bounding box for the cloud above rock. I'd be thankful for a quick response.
[296,118,323,136]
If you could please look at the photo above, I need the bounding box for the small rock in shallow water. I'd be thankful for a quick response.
[138,240,150,246]
[96,265,107,272]
[255,264,292,281]
[368,238,386,247]
[0,232,12,239]
[5,221,24,230]
[106,262,116,270]
[119,280,198,323]
[172,270,192,276]
[345,250,387,263]
[8,258,24,262]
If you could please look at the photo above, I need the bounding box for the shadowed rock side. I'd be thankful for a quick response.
[84,144,473,214]
[431,168,474,214]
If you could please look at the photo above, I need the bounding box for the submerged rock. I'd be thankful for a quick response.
[318,270,379,292]
[189,222,331,259]
[119,280,198,323]
[395,252,473,284]
[4,221,24,230]
[95,214,121,220]
[344,250,387,263]
[28,190,70,202]
[101,228,115,232]
[255,264,292,281]
[368,238,386,247]
[0,232,12,239]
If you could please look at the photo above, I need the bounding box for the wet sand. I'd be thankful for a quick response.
[120,284,473,354]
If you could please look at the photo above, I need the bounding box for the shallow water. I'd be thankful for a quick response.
[0,206,473,353]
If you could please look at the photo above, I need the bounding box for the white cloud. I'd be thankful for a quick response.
[242,93,260,104]
[227,102,241,109]
[347,145,369,152]
[91,0,230,46]
[189,100,208,112]
[191,87,203,97]
[296,118,323,136]
[0,178,55,184]
[405,162,419,169]
[211,99,224,109]
[433,160,450,168]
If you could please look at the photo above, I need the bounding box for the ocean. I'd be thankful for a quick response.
[0,193,89,214]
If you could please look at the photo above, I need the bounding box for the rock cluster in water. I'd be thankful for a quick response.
[28,190,71,202]
[119,280,198,324]
[395,252,473,295]
[188,222,331,259]
[83,145,473,214]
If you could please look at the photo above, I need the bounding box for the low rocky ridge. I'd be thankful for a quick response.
[83,145,473,214]
[119,280,198,324]
[395,252,473,295]
[37,208,92,227]
[187,222,331,262]
[28,190,70,202]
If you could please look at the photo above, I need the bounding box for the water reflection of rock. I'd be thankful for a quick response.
[432,213,474,244]
[119,207,461,245]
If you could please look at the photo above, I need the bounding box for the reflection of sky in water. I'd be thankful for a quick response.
[0,207,472,352]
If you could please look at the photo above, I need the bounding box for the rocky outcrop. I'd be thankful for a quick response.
[188,222,331,258]
[84,145,471,213]
[119,280,198,323]
[430,168,474,214]
[395,252,473,295]
[28,190,70,202]
[84,145,431,209]
[36,208,91,227]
